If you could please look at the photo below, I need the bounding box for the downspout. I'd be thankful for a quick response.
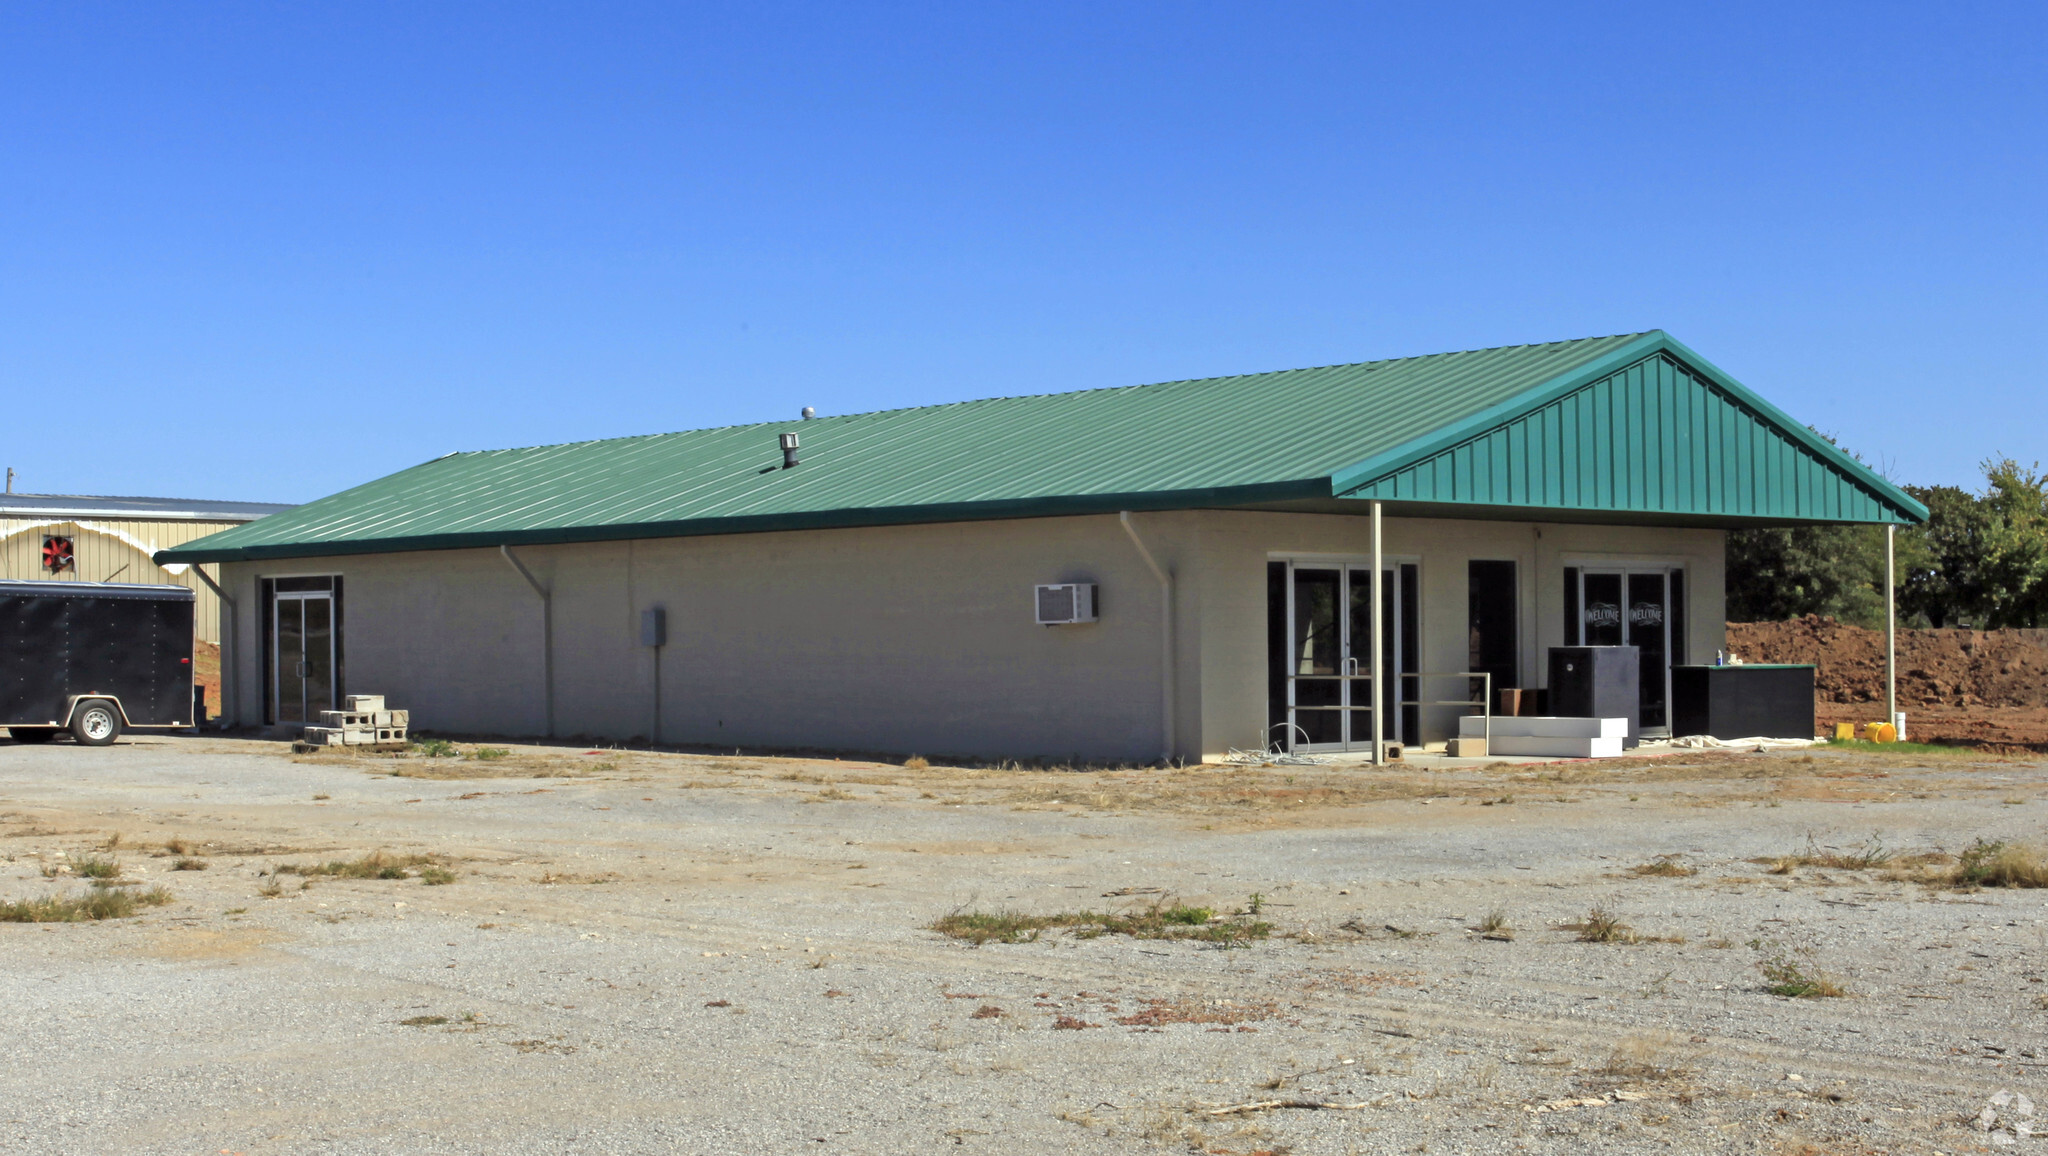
[500,545,555,738]
[1119,512,1175,765]
[191,564,236,729]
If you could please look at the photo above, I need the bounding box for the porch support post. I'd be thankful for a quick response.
[1885,523,1897,736]
[1371,501,1385,767]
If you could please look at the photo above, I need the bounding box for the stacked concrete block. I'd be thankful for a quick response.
[300,695,409,746]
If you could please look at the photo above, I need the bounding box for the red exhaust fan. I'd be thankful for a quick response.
[42,536,73,573]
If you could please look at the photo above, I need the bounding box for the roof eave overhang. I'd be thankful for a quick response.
[1324,331,1929,526]
[154,477,1335,565]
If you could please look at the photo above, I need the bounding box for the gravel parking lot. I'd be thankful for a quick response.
[1,735,2042,1154]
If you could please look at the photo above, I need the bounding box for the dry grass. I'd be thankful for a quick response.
[1629,856,1696,877]
[1599,1031,1690,1081]
[0,885,172,921]
[902,756,930,770]
[931,900,1271,946]
[1474,909,1513,938]
[1759,952,1848,998]
[171,857,208,871]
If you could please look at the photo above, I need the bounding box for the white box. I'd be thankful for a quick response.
[1458,716,1628,739]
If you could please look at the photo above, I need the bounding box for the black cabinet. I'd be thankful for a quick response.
[1671,665,1815,740]
[1548,646,1640,746]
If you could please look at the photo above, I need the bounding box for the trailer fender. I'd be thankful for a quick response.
[62,696,134,728]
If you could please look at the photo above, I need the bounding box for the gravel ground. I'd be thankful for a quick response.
[0,735,2043,1154]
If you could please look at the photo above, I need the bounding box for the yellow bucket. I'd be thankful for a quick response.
[1869,722,1897,743]
[1833,722,1855,741]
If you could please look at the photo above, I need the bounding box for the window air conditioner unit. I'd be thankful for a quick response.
[1035,583,1097,625]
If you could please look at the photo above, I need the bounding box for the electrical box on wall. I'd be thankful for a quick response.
[1034,583,1097,625]
[640,607,666,647]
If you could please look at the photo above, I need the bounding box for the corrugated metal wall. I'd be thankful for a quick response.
[0,518,233,641]
[1341,353,1909,523]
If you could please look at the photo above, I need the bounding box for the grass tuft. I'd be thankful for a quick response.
[0,885,171,922]
[469,747,511,761]
[1563,907,1632,943]
[903,755,930,771]
[418,866,457,886]
[412,739,459,758]
[71,854,121,880]
[171,857,208,871]
[1474,908,1513,937]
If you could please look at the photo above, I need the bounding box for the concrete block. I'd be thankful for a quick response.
[345,695,385,712]
[1445,737,1488,758]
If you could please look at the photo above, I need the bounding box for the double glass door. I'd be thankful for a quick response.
[1572,567,1684,733]
[1284,562,1412,752]
[273,591,335,725]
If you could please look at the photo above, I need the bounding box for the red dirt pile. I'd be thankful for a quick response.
[1727,617,2048,708]
[1728,616,2048,749]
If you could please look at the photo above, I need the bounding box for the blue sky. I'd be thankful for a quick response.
[2,2,2041,502]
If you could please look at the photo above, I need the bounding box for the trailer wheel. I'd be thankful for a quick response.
[7,727,58,744]
[69,701,121,746]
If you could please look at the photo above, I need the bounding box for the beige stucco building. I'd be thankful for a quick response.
[209,511,1722,761]
[163,332,1917,761]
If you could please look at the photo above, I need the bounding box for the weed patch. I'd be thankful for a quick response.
[171,857,208,871]
[0,885,171,922]
[1753,941,1848,997]
[1949,840,2048,888]
[275,850,447,881]
[932,900,1271,947]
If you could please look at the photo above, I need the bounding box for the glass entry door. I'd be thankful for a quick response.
[1283,561,1411,752]
[1572,568,1677,734]
[273,591,335,725]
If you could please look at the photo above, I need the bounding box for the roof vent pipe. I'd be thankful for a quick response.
[779,432,801,469]
[801,406,815,420]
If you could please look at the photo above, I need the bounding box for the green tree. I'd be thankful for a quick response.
[1724,523,1888,627]
[1976,458,2048,628]
[1899,483,1990,627]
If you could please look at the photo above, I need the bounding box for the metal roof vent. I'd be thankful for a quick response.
[801,406,816,420]
[778,432,800,469]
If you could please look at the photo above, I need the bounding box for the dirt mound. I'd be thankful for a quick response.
[1727,617,2048,708]
[194,639,222,719]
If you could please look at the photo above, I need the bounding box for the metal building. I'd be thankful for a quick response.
[160,332,1924,760]
[2,492,292,644]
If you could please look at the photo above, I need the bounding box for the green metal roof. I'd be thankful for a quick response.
[158,331,1924,565]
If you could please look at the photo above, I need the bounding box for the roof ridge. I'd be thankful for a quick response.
[450,331,1658,459]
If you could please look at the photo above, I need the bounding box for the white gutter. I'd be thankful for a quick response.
[1119,511,1176,764]
[500,545,555,737]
